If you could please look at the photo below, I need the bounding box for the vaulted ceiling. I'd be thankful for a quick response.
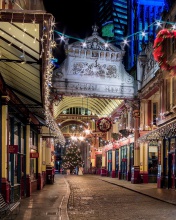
[53,96,123,119]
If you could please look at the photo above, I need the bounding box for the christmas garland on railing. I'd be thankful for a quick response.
[153,29,176,77]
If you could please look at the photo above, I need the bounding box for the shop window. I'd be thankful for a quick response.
[130,144,134,169]
[96,155,102,169]
[115,149,119,174]
[30,130,37,146]
[121,146,127,178]
[108,150,112,172]
[148,146,158,175]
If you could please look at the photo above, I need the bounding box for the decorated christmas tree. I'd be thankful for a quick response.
[62,143,84,173]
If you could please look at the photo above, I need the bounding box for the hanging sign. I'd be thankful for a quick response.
[30,152,39,158]
[9,145,18,154]
[97,117,112,132]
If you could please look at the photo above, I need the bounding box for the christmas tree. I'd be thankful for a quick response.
[62,143,84,173]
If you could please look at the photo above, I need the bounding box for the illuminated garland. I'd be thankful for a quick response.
[97,117,112,133]
[153,29,176,77]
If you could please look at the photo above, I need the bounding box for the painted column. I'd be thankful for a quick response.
[42,139,46,185]
[101,146,106,176]
[37,133,42,190]
[157,140,163,188]
[26,123,31,197]
[133,109,140,166]
[143,143,148,183]
[131,108,140,184]
[111,149,116,178]
[139,142,144,183]
[1,96,10,202]
[91,145,96,174]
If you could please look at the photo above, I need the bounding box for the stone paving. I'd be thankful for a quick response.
[8,174,69,220]
[9,174,176,220]
[65,175,176,220]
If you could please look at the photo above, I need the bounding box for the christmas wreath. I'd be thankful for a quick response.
[97,117,112,132]
[153,29,176,77]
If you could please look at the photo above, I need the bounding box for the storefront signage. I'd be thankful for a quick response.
[9,145,18,154]
[30,152,39,158]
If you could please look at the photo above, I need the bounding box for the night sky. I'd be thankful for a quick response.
[43,0,96,64]
[43,0,95,37]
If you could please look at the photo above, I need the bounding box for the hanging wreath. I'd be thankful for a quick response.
[97,117,112,132]
[153,29,176,77]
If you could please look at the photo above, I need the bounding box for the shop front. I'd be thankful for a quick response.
[138,119,176,188]
[162,137,176,189]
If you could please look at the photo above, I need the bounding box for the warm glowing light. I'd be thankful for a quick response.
[78,136,84,141]
[84,129,91,135]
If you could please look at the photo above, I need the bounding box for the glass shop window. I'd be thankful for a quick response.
[108,150,112,172]
[121,146,127,159]
[148,146,158,175]
[115,149,119,173]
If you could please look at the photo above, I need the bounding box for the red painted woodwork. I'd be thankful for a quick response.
[111,170,116,178]
[100,167,107,176]
[1,178,10,203]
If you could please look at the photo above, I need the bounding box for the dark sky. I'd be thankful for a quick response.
[43,0,95,38]
[43,0,96,64]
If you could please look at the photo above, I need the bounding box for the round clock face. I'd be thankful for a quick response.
[97,117,112,132]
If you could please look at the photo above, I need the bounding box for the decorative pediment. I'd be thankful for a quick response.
[52,25,134,99]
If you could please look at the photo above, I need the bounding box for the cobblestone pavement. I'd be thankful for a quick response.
[65,175,176,220]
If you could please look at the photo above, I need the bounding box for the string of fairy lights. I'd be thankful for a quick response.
[40,14,65,145]
[2,13,175,145]
[55,20,176,48]
[0,11,65,145]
